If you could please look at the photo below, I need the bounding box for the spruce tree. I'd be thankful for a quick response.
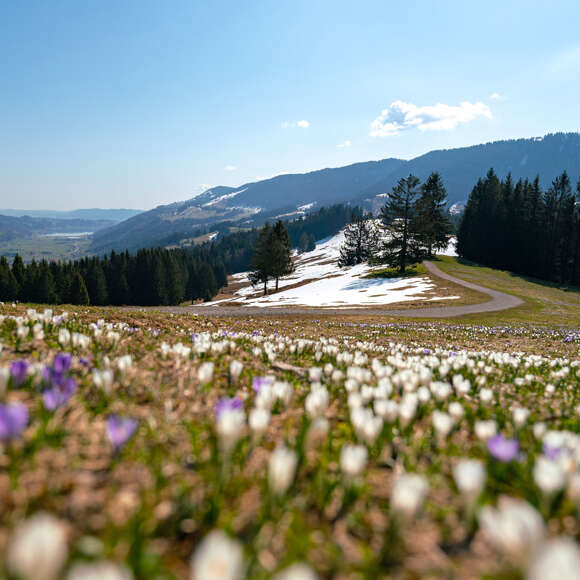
[11,255,25,292]
[69,271,90,305]
[413,172,452,258]
[338,216,379,267]
[270,220,294,291]
[379,174,424,273]
[249,223,275,295]
[0,257,19,301]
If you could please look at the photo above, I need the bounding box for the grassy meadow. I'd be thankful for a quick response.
[0,298,578,578]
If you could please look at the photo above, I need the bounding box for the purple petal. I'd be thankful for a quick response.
[0,403,28,440]
[53,353,72,374]
[106,414,138,451]
[487,434,519,462]
[10,360,29,387]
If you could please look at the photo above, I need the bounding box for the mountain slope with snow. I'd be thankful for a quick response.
[205,231,459,309]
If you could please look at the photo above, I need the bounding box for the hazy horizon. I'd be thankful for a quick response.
[1,1,579,211]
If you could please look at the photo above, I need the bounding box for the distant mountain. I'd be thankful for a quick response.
[91,133,580,253]
[91,159,404,252]
[0,208,142,221]
[357,132,580,209]
[0,214,116,242]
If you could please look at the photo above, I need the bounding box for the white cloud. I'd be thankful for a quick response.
[224,165,237,171]
[282,120,310,129]
[369,100,493,137]
[337,140,352,148]
[489,92,507,101]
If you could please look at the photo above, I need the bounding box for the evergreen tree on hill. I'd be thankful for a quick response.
[249,222,275,295]
[69,271,90,305]
[270,220,294,291]
[413,172,452,258]
[379,174,424,273]
[338,216,379,267]
[0,257,19,301]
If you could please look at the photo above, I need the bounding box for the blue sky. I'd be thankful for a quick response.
[1,0,579,210]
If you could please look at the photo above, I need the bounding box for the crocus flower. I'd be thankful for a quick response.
[106,415,138,452]
[527,537,580,580]
[252,376,272,393]
[0,403,28,440]
[190,529,244,580]
[214,397,243,418]
[42,377,77,411]
[7,512,68,580]
[52,353,73,375]
[10,360,29,387]
[487,434,519,462]
[268,446,298,496]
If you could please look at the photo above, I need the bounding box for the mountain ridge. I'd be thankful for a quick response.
[91,133,580,253]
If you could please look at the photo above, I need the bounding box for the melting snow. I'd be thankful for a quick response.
[202,188,248,207]
[205,230,460,309]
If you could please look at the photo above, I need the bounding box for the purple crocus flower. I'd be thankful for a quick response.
[0,403,28,440]
[42,377,77,411]
[106,414,138,452]
[543,442,562,461]
[214,397,243,417]
[10,360,29,387]
[487,434,519,462]
[53,353,73,375]
[252,376,272,393]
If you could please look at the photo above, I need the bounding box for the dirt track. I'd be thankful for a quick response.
[142,261,524,319]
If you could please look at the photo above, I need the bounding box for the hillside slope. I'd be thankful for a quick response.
[91,133,580,253]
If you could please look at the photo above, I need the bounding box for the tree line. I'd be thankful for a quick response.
[0,203,360,306]
[338,172,452,272]
[457,169,580,285]
[0,248,227,306]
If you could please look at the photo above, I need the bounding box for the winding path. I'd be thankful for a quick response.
[157,261,524,319]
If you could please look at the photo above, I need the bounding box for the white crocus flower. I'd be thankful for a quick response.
[453,459,486,500]
[533,456,567,496]
[248,408,270,439]
[268,446,298,496]
[229,360,243,381]
[216,408,245,453]
[92,369,114,394]
[273,562,318,580]
[198,362,214,385]
[340,444,368,480]
[7,513,68,580]
[478,496,544,561]
[512,407,530,428]
[474,419,497,441]
[479,388,494,403]
[448,401,464,421]
[391,473,429,519]
[66,561,133,580]
[432,410,454,440]
[527,537,580,580]
[190,530,244,580]
[305,388,329,419]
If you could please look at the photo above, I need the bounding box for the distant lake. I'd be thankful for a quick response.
[39,232,93,239]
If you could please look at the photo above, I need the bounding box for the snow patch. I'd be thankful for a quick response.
[202,188,248,207]
[205,230,459,309]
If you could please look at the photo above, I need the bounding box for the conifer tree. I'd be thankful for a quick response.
[413,172,452,258]
[69,271,90,305]
[0,257,19,301]
[270,220,294,291]
[11,255,25,291]
[379,174,424,273]
[249,223,275,295]
[338,216,378,267]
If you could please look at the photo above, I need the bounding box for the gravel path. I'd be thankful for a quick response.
[141,261,524,319]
